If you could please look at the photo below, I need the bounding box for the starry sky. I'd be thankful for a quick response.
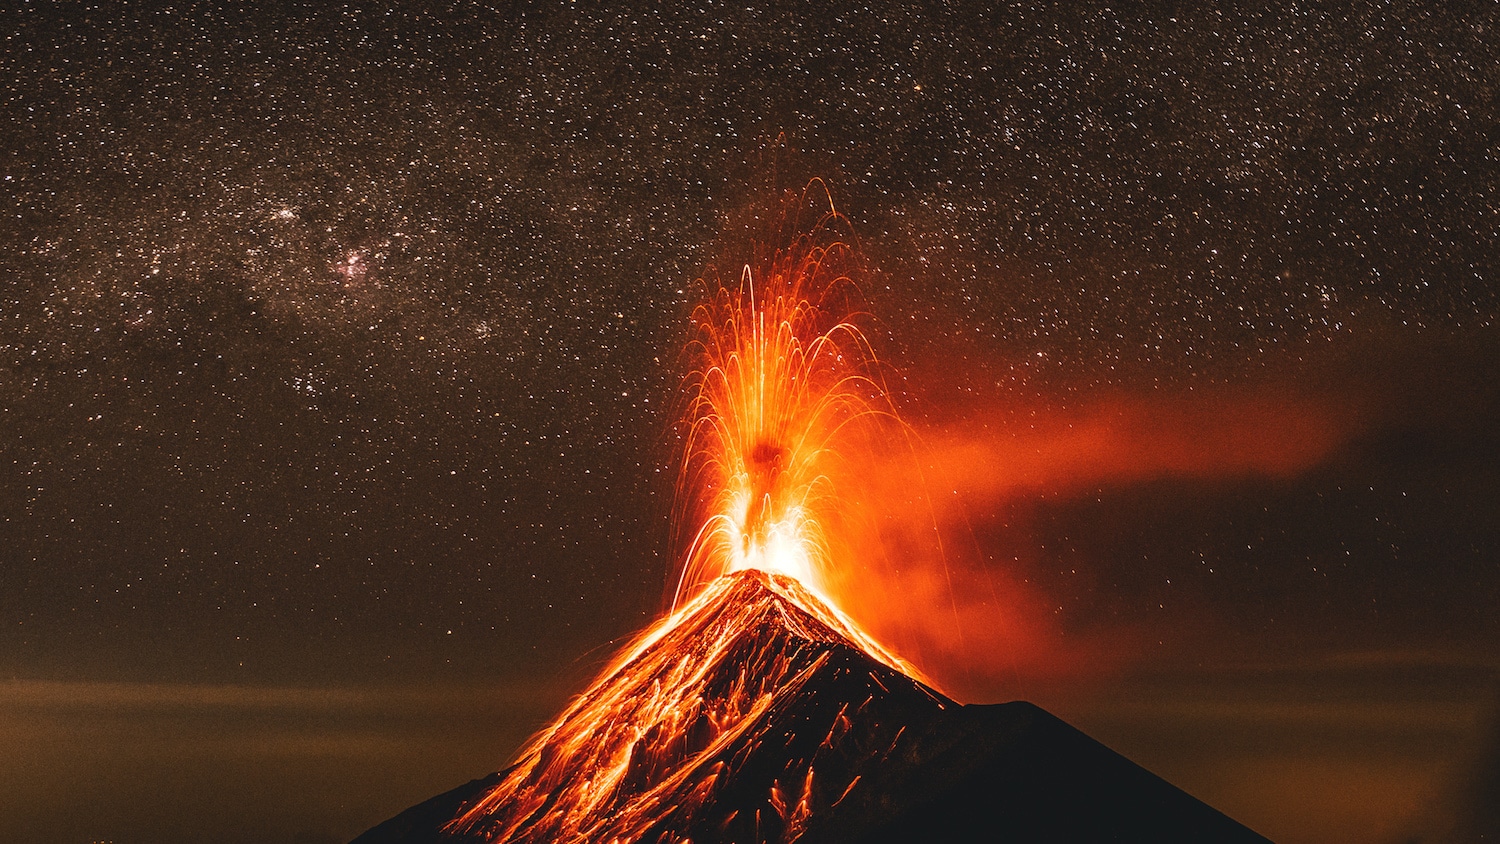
[2,3,1497,843]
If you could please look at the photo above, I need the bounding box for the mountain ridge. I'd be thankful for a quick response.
[353,569,1270,843]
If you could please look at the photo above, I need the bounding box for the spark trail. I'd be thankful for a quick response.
[670,183,913,671]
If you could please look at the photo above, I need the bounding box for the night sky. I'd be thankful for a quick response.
[3,3,1497,843]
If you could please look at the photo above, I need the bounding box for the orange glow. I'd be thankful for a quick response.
[827,385,1356,697]
[916,390,1349,503]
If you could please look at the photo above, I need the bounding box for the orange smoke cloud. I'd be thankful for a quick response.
[832,553,1141,700]
[921,389,1352,504]
[819,384,1361,701]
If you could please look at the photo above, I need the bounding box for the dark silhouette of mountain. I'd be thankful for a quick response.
[352,569,1270,843]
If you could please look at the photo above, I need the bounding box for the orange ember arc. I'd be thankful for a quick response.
[672,187,898,629]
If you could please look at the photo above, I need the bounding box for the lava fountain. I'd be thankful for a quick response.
[446,185,928,842]
[670,184,914,673]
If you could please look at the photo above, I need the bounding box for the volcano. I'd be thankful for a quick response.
[352,569,1268,843]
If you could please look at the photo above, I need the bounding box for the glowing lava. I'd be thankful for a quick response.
[448,186,925,842]
[449,569,949,843]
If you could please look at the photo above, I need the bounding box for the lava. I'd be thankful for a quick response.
[448,570,947,843]
[662,183,926,678]
[446,186,931,841]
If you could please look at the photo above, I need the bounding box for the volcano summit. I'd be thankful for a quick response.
[353,569,1268,844]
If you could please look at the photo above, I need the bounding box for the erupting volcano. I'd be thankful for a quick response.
[354,188,1270,843]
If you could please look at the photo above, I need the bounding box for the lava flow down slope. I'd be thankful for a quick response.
[354,568,1267,843]
[353,187,1270,843]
